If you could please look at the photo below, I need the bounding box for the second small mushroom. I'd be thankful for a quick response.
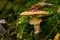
[0,19,7,35]
[20,10,48,35]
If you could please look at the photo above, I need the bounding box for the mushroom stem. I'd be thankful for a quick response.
[29,16,42,35]
[34,24,41,34]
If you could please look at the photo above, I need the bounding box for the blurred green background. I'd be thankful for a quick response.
[0,0,60,40]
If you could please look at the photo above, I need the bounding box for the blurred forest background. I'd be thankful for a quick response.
[0,0,60,40]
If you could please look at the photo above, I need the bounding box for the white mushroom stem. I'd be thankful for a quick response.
[29,16,42,34]
[34,24,41,34]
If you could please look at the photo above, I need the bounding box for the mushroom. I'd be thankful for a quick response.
[20,10,48,35]
[0,19,7,24]
[0,19,7,35]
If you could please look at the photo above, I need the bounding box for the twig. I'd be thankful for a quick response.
[44,21,60,40]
